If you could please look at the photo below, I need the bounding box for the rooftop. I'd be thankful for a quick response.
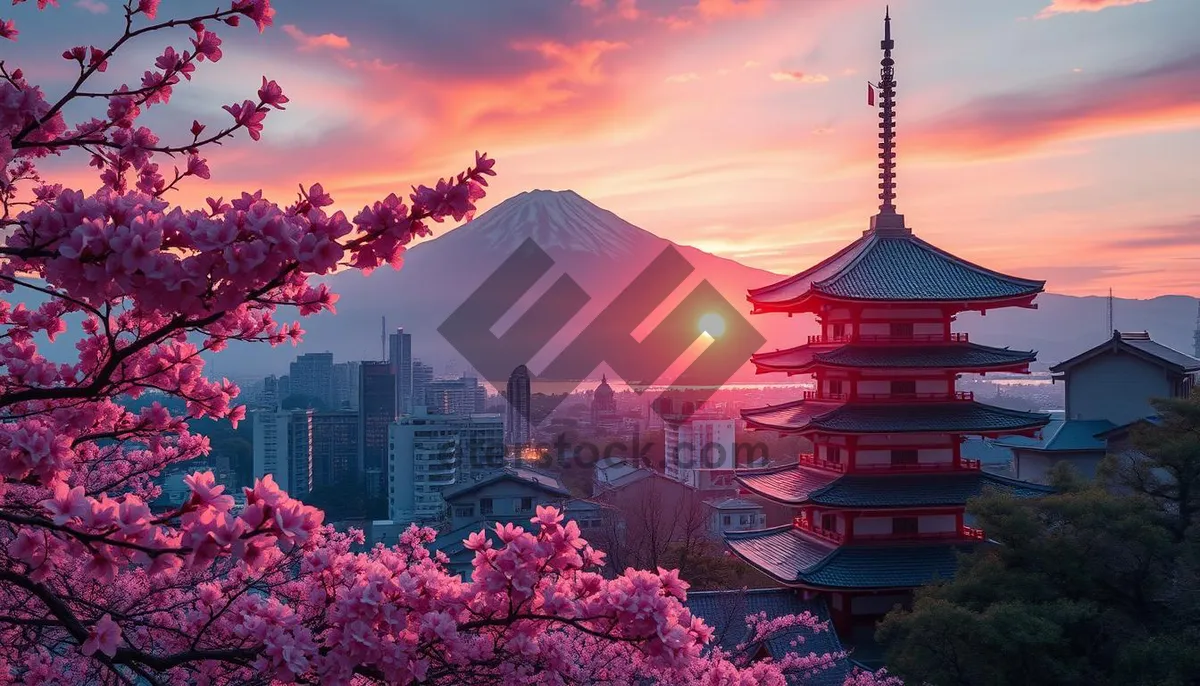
[725,526,973,590]
[736,465,1053,508]
[993,419,1115,453]
[1051,330,1200,375]
[752,342,1036,374]
[747,231,1044,310]
[439,465,570,501]
[742,399,1050,435]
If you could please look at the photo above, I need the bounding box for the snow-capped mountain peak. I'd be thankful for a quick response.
[461,189,657,255]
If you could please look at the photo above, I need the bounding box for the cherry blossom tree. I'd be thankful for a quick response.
[0,2,899,683]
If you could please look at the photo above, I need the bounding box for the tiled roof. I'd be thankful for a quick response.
[725,526,972,589]
[994,419,1115,452]
[742,400,1050,435]
[748,232,1044,306]
[752,342,1036,373]
[686,589,856,686]
[708,497,765,511]
[440,466,570,501]
[1050,330,1200,374]
[737,467,1053,507]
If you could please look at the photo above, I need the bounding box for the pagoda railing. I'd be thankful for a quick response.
[797,453,846,473]
[793,516,844,544]
[802,391,848,401]
[806,332,969,345]
[854,391,974,403]
[853,458,981,473]
[852,525,985,543]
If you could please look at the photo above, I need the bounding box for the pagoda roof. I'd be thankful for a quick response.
[741,399,1050,435]
[748,231,1044,310]
[736,465,1053,508]
[725,526,971,590]
[752,342,1036,374]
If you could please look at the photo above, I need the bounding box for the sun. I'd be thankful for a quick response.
[698,312,726,337]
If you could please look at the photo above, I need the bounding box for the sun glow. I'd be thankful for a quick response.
[698,312,726,337]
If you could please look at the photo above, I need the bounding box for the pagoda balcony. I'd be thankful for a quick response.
[852,525,986,543]
[854,458,981,473]
[797,452,847,472]
[792,516,845,544]
[801,391,975,403]
[806,332,970,345]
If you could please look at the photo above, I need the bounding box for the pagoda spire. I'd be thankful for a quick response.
[870,7,907,232]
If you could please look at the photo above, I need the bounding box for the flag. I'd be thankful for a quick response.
[867,82,876,106]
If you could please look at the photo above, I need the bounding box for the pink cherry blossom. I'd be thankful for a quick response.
[81,614,121,658]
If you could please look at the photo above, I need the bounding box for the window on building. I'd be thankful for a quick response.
[892,517,919,535]
[891,449,919,466]
[891,379,917,396]
[889,322,914,339]
[722,515,731,526]
[480,498,493,516]
[453,505,474,519]
[828,380,844,396]
[831,323,846,339]
[826,446,842,464]
[820,513,836,532]
[518,497,533,513]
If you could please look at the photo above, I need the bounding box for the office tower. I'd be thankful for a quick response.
[277,375,291,402]
[456,412,505,481]
[389,328,413,416]
[425,375,484,416]
[252,409,313,498]
[311,410,359,489]
[505,365,532,449]
[388,410,504,523]
[412,359,433,410]
[357,361,396,499]
[288,352,333,407]
[331,362,354,410]
[663,411,738,491]
[260,374,280,410]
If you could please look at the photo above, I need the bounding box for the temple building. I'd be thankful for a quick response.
[724,11,1054,635]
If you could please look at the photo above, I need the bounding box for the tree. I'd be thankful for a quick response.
[877,480,1199,686]
[0,3,897,684]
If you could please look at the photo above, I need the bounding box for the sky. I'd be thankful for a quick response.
[9,0,1200,298]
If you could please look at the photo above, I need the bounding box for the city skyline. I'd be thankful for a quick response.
[11,0,1198,298]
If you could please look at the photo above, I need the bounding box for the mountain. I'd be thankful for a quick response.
[19,189,1197,382]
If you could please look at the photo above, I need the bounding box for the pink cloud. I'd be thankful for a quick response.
[665,72,701,83]
[75,0,108,14]
[769,70,829,84]
[282,24,351,51]
[1036,0,1152,19]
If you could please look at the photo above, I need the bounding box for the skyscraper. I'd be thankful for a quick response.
[289,352,334,407]
[358,361,396,500]
[311,410,359,489]
[425,375,486,416]
[389,328,413,416]
[505,365,531,449]
[412,359,433,411]
[252,409,313,498]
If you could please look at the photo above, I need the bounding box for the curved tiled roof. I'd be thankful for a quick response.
[725,526,972,589]
[741,399,1050,435]
[752,342,1036,373]
[748,232,1044,307]
[737,467,1054,507]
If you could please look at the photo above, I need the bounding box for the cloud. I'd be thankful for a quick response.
[1102,217,1200,250]
[769,70,829,83]
[282,24,352,51]
[662,0,773,28]
[1036,0,1152,19]
[576,0,641,21]
[665,72,701,83]
[75,0,108,14]
[908,51,1200,158]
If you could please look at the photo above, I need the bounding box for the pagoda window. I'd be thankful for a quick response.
[891,380,917,397]
[826,446,843,464]
[889,322,914,340]
[828,380,845,397]
[891,449,918,466]
[892,517,918,536]
[820,513,837,532]
[831,323,847,339]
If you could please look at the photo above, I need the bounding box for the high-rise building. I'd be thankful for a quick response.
[424,375,486,416]
[412,359,433,411]
[388,410,505,524]
[252,409,313,498]
[725,12,1053,637]
[311,410,359,489]
[289,352,334,407]
[331,362,358,410]
[663,412,740,492]
[389,328,414,416]
[260,374,281,410]
[277,375,291,402]
[505,365,532,449]
[358,361,396,499]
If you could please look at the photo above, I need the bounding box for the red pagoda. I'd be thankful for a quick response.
[725,11,1053,634]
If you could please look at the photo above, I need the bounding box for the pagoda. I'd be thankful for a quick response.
[724,10,1053,635]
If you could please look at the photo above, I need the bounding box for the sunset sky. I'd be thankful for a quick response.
[12,0,1200,298]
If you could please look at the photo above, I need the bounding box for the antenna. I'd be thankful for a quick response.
[870,7,906,231]
[1107,288,1114,334]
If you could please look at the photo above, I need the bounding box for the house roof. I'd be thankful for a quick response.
[736,465,1053,508]
[1050,331,1200,375]
[685,589,856,686]
[751,342,1036,374]
[440,466,570,501]
[741,400,1050,435]
[707,497,764,511]
[1093,416,1162,440]
[993,419,1115,453]
[725,526,974,590]
[747,231,1044,308]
